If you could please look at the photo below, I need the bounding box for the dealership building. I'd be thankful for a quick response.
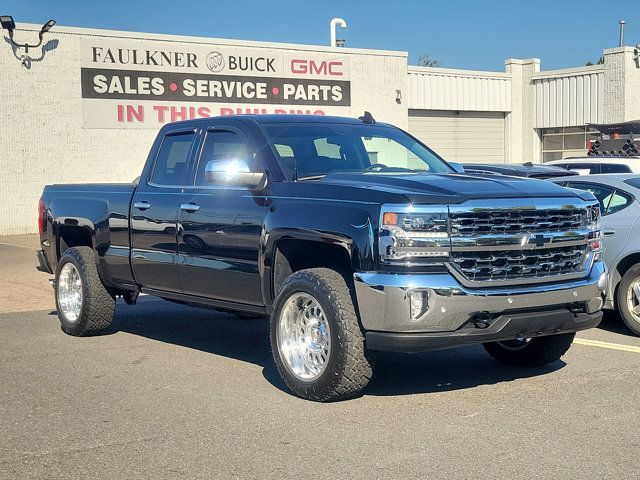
[2,22,640,234]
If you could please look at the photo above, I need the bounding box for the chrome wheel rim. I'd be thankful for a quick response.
[497,337,532,351]
[277,293,331,382]
[58,263,83,322]
[626,277,640,322]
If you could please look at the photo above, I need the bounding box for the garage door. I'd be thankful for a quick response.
[408,110,506,163]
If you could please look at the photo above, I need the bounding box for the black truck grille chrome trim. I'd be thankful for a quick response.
[450,245,589,282]
[445,202,596,286]
[450,208,585,236]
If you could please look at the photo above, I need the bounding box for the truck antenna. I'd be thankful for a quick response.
[359,111,376,125]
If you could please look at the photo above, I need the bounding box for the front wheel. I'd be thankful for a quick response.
[483,333,575,367]
[616,264,640,336]
[270,268,373,402]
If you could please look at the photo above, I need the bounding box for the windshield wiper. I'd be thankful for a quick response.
[297,175,327,181]
[364,166,429,174]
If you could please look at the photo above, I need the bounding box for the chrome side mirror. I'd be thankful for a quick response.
[204,159,267,188]
[449,162,465,174]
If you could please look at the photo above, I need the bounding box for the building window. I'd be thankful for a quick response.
[541,126,599,162]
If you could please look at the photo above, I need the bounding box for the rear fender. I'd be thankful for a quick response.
[49,196,111,280]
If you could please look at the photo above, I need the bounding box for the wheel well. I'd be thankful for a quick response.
[273,239,352,296]
[612,252,640,305]
[616,253,640,279]
[57,226,93,259]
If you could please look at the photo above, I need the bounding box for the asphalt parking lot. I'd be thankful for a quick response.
[1,236,639,479]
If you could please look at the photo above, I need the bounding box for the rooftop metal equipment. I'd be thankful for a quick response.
[587,120,640,157]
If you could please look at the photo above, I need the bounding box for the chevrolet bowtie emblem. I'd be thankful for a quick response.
[522,234,551,247]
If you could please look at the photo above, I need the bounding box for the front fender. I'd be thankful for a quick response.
[261,199,379,306]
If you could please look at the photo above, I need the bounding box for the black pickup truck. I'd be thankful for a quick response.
[37,114,607,401]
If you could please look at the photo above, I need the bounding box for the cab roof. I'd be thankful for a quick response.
[160,114,392,130]
[249,114,377,125]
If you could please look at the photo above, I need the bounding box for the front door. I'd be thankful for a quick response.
[131,128,198,292]
[177,127,266,306]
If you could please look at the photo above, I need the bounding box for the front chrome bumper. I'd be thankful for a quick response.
[354,261,608,335]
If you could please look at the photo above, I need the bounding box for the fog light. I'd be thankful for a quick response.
[409,291,428,320]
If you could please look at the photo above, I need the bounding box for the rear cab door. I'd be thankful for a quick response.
[130,125,201,292]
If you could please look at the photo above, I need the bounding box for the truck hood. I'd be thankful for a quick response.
[318,172,592,204]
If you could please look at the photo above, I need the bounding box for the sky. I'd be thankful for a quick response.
[5,0,640,71]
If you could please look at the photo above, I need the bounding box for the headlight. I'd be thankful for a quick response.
[379,206,450,263]
[587,204,601,229]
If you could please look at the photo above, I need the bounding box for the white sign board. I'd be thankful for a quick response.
[80,39,352,128]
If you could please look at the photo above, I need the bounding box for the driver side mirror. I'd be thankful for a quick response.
[205,159,267,189]
[449,162,465,174]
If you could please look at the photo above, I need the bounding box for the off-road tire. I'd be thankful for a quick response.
[483,333,576,367]
[270,268,373,402]
[55,246,115,336]
[616,264,640,336]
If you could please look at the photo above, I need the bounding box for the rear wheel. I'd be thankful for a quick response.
[270,268,373,402]
[483,333,575,367]
[616,264,640,336]
[55,247,115,336]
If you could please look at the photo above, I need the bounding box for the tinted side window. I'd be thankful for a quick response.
[566,183,614,213]
[601,163,631,174]
[604,190,632,214]
[195,130,251,186]
[151,131,196,185]
[565,182,633,215]
[567,163,599,175]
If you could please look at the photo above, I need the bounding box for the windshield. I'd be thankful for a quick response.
[264,123,453,180]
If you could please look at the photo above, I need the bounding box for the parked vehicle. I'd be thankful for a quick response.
[462,162,578,179]
[546,157,640,175]
[554,174,640,335]
[36,114,607,401]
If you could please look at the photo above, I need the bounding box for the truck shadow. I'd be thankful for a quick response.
[598,310,637,337]
[365,350,563,397]
[108,298,565,398]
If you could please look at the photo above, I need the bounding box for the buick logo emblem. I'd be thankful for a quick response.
[206,52,224,72]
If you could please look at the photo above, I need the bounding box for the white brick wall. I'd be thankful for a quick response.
[504,58,540,164]
[601,48,626,124]
[0,24,408,235]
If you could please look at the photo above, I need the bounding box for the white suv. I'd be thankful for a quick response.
[547,157,640,175]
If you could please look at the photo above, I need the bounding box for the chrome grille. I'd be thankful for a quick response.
[450,208,587,236]
[450,245,589,282]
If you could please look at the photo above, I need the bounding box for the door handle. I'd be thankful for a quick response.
[604,229,616,237]
[180,203,200,213]
[133,201,151,211]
